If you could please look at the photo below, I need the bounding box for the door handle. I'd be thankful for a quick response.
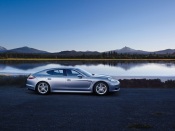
[48,78,51,80]
[67,79,71,81]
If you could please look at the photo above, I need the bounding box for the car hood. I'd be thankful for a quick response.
[92,74,111,79]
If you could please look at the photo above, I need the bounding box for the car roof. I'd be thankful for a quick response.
[41,67,80,71]
[33,67,81,75]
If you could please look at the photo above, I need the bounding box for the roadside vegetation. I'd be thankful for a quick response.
[0,75,27,86]
[0,75,175,88]
[119,79,175,88]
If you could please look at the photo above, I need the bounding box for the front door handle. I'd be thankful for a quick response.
[48,78,51,80]
[67,79,71,81]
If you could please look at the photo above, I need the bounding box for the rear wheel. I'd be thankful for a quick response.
[36,82,50,95]
[94,82,108,95]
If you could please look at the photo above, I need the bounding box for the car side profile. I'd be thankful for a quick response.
[26,67,120,95]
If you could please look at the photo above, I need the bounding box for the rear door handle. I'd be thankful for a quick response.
[67,79,71,81]
[48,78,51,80]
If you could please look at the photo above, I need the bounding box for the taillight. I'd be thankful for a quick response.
[28,75,35,79]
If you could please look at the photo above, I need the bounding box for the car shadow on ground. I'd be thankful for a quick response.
[25,89,120,97]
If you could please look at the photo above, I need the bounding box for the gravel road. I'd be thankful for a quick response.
[0,86,175,131]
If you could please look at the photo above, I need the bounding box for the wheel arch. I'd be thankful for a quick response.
[93,81,109,93]
[35,81,51,91]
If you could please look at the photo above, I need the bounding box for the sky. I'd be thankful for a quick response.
[0,0,175,52]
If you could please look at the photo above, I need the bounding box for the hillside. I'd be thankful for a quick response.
[7,46,49,54]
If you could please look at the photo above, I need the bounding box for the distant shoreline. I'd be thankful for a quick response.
[0,58,175,61]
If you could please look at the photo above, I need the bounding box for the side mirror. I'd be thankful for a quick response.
[77,74,83,79]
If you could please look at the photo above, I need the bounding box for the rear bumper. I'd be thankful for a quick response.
[26,84,35,91]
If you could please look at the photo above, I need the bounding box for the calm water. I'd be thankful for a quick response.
[0,60,175,76]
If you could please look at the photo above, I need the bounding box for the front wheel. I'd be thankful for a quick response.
[94,82,108,95]
[36,82,50,95]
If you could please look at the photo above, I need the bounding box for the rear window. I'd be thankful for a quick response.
[46,69,64,76]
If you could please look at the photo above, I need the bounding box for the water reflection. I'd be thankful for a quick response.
[0,60,175,76]
[0,64,6,70]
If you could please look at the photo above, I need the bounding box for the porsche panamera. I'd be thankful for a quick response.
[26,67,120,95]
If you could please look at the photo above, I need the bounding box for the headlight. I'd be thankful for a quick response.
[108,77,117,82]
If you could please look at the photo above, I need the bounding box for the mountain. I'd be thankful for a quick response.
[0,46,7,52]
[153,49,175,54]
[1,46,99,55]
[55,50,100,56]
[7,46,49,54]
[1,45,175,55]
[111,46,149,54]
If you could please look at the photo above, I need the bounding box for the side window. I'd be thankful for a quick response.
[46,69,64,76]
[66,69,80,76]
[71,70,79,76]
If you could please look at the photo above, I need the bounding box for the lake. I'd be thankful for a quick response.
[0,60,175,77]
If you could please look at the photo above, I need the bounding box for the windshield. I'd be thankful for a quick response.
[76,68,92,77]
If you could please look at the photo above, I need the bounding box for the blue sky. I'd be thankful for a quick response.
[0,0,175,52]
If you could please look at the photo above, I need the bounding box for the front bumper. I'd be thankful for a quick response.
[108,82,120,92]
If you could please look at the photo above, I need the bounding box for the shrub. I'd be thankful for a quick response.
[0,75,28,86]
[119,79,175,88]
[164,80,175,88]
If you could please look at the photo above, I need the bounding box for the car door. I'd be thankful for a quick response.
[46,69,67,90]
[65,69,92,91]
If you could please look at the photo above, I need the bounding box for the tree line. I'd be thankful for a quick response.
[0,52,175,59]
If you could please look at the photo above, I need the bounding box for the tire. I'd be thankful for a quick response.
[36,82,50,95]
[94,82,108,95]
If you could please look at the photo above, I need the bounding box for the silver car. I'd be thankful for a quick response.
[26,67,120,95]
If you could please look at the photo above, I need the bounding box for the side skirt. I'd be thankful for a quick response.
[51,90,92,93]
